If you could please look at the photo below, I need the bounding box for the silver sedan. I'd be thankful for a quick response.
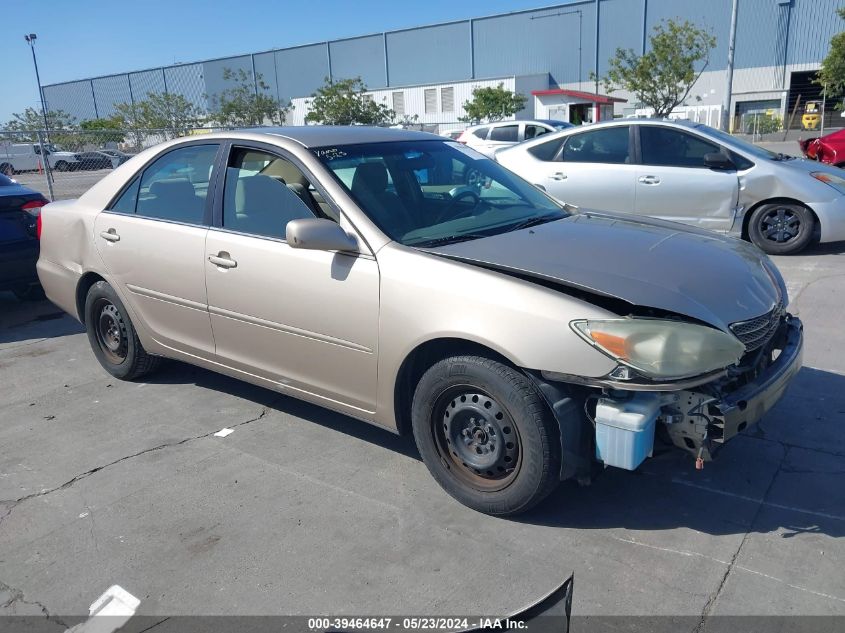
[496,118,845,254]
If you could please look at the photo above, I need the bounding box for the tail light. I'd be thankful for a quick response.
[22,199,46,239]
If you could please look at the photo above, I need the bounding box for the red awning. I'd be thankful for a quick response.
[530,89,626,104]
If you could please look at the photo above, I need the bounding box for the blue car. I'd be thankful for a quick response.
[0,174,48,299]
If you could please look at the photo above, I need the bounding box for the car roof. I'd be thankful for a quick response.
[249,125,439,147]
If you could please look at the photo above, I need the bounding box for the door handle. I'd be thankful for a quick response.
[208,252,237,269]
[638,175,661,185]
[99,229,120,242]
[549,172,567,181]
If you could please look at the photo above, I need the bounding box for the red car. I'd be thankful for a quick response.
[799,128,845,167]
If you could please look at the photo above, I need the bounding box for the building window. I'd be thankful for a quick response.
[392,91,405,117]
[424,88,437,114]
[441,87,455,113]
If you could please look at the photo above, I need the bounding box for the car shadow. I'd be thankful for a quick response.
[0,293,85,345]
[517,365,845,538]
[145,359,845,539]
[800,241,845,256]
[144,360,421,460]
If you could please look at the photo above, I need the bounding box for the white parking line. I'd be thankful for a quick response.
[670,478,845,522]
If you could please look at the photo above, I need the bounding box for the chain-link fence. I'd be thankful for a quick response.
[0,126,243,201]
[0,120,470,201]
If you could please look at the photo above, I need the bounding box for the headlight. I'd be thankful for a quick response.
[571,318,745,380]
[811,171,845,194]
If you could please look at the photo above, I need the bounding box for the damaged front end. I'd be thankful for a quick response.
[530,310,803,478]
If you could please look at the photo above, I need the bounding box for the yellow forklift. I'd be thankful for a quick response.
[802,100,821,131]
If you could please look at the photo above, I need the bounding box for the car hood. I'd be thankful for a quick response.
[425,212,783,331]
[776,156,843,175]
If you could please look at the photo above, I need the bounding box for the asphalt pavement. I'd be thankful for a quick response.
[1,243,843,628]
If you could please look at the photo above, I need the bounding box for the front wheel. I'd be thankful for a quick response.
[748,202,815,255]
[0,163,14,176]
[55,161,69,172]
[84,281,161,380]
[411,355,561,516]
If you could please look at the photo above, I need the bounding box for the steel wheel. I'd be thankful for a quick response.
[433,386,522,492]
[93,298,128,364]
[759,206,801,244]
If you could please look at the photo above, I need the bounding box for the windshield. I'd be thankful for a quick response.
[693,123,780,160]
[313,140,567,247]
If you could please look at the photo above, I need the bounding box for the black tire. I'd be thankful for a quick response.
[55,161,69,172]
[748,202,815,255]
[411,355,561,516]
[84,281,161,380]
[0,163,14,176]
[12,285,46,301]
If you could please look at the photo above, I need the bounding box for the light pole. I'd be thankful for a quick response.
[24,33,55,201]
[24,33,51,138]
[720,0,739,132]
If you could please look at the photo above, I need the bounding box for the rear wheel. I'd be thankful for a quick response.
[84,281,161,380]
[748,202,815,255]
[55,161,69,172]
[0,163,14,176]
[411,355,561,516]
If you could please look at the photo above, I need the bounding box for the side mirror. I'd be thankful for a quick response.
[286,218,358,253]
[704,152,735,170]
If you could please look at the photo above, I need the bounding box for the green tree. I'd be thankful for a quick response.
[595,19,716,118]
[3,107,80,149]
[80,116,126,145]
[459,83,527,123]
[209,68,290,127]
[305,77,394,126]
[112,100,146,149]
[4,107,77,135]
[817,8,845,99]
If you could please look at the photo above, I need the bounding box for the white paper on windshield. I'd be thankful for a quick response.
[445,141,489,160]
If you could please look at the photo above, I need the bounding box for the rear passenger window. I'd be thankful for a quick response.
[561,127,630,164]
[489,125,519,142]
[110,178,140,214]
[528,137,566,161]
[524,125,550,140]
[135,144,218,224]
[222,148,318,239]
[472,127,489,139]
[639,126,720,168]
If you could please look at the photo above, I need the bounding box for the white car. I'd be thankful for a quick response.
[0,142,82,174]
[495,118,845,254]
[457,119,574,157]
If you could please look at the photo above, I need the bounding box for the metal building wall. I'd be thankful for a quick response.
[787,0,844,65]
[274,44,329,103]
[473,2,596,89]
[41,0,845,125]
[597,0,644,75]
[330,36,387,88]
[643,0,732,70]
[43,81,96,121]
[385,22,471,86]
[202,55,253,109]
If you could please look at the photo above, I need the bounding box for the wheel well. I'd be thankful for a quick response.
[393,338,513,436]
[741,197,819,241]
[75,272,106,324]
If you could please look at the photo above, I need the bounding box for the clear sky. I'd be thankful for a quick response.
[2,0,562,123]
